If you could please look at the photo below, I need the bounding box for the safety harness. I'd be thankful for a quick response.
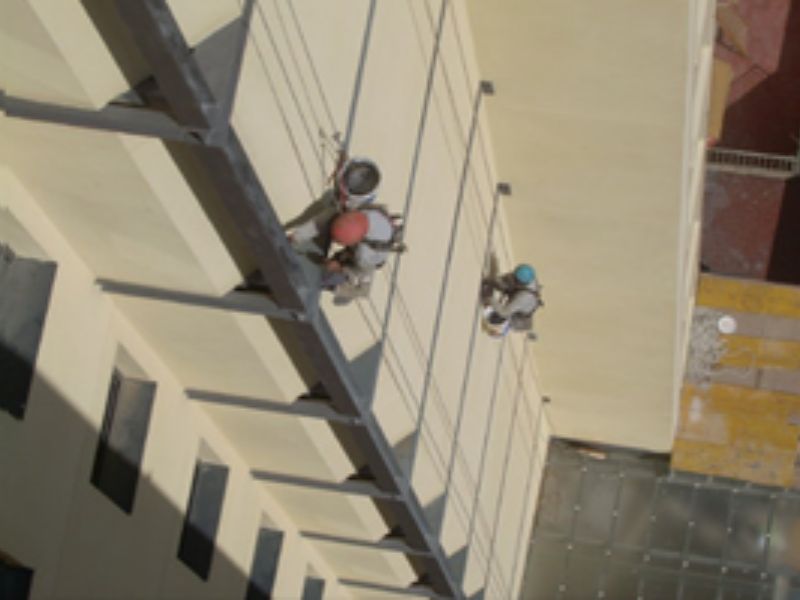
[329,150,405,254]
[498,274,544,316]
[359,205,407,254]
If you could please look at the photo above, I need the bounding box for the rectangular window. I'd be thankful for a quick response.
[177,458,229,580]
[246,527,284,600]
[91,368,156,513]
[0,551,33,600]
[0,244,56,419]
[301,576,325,600]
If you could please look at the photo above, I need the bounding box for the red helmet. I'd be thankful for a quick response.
[330,211,369,246]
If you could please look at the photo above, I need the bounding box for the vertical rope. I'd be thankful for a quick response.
[437,182,502,533]
[408,82,486,480]
[284,0,338,132]
[463,338,508,579]
[342,0,378,152]
[506,397,547,599]
[244,1,316,199]
[377,0,449,360]
[481,342,529,597]
[254,0,324,174]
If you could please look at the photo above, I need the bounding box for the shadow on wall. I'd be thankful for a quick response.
[0,348,273,600]
[767,175,800,285]
[702,1,800,284]
[720,1,800,154]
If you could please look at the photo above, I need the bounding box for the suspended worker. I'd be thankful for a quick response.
[321,206,405,295]
[240,152,387,295]
[481,263,543,337]
[287,156,381,252]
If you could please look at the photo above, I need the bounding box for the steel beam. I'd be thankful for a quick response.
[0,91,203,143]
[186,389,360,425]
[114,0,218,129]
[96,278,304,321]
[109,2,465,596]
[250,470,400,502]
[301,530,431,557]
[339,579,441,599]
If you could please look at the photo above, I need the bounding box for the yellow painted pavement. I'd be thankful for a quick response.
[720,335,800,370]
[673,383,800,487]
[698,275,800,319]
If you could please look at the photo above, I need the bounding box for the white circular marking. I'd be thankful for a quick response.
[717,315,737,334]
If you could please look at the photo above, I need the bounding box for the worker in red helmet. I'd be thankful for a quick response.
[321,206,405,293]
[287,156,381,251]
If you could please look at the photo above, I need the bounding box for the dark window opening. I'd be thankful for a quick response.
[246,527,284,600]
[301,575,325,600]
[91,368,156,513]
[0,244,56,420]
[0,550,33,600]
[767,176,800,285]
[177,458,229,580]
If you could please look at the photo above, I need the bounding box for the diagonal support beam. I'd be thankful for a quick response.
[186,389,360,425]
[115,0,219,129]
[300,530,430,556]
[96,278,305,321]
[193,0,255,141]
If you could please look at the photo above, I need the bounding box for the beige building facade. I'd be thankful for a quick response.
[467,0,716,451]
[0,0,709,599]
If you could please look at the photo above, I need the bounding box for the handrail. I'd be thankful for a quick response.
[706,147,799,179]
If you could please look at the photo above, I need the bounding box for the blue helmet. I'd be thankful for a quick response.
[514,264,536,285]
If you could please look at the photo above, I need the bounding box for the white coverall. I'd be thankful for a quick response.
[349,209,393,273]
[491,282,541,320]
[321,208,395,292]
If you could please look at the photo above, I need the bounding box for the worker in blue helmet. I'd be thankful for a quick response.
[481,263,543,336]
